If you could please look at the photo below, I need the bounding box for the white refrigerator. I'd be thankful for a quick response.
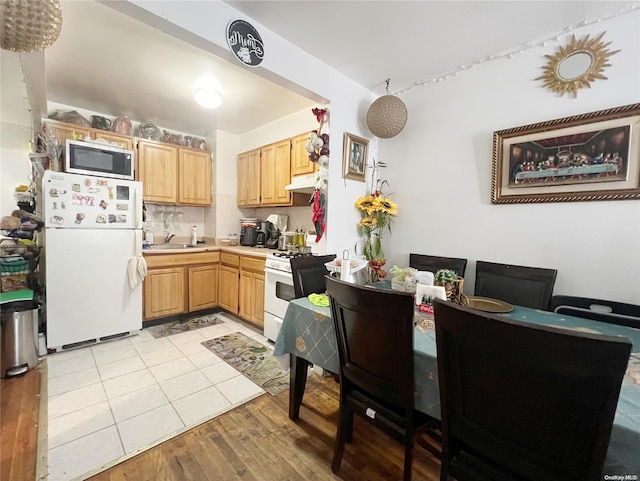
[43,171,143,350]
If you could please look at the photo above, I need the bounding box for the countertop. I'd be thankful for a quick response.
[142,244,272,258]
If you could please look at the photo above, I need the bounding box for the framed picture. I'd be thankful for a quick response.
[343,132,369,181]
[491,103,640,204]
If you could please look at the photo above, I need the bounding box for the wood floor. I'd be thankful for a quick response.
[2,366,442,481]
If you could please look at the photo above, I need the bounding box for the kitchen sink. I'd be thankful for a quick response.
[150,244,195,250]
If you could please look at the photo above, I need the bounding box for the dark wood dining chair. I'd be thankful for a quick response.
[290,254,336,298]
[433,299,631,481]
[550,295,640,328]
[326,276,438,481]
[409,253,467,278]
[474,260,557,310]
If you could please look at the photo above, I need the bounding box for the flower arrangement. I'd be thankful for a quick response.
[354,160,398,281]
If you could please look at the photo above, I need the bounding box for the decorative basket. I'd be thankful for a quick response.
[434,278,468,306]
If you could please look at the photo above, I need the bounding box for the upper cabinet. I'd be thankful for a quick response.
[237,148,261,207]
[178,148,212,205]
[291,132,318,177]
[260,139,291,206]
[238,133,311,208]
[44,120,133,151]
[137,139,178,203]
[137,138,211,206]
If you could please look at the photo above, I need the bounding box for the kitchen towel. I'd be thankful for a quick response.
[266,214,288,232]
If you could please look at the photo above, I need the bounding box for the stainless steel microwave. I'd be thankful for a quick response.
[65,139,134,180]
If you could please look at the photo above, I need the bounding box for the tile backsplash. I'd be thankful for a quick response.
[143,202,325,252]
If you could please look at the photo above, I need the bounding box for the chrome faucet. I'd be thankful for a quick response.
[164,233,175,244]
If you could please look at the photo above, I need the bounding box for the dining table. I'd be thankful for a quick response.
[272,295,640,479]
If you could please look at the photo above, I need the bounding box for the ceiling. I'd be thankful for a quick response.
[4,1,635,139]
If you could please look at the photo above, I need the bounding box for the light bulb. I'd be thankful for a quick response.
[194,88,222,109]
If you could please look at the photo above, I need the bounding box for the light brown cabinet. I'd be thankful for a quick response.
[44,120,134,151]
[238,136,308,208]
[179,149,212,205]
[137,139,178,204]
[238,256,265,328]
[218,253,240,313]
[260,139,292,206]
[137,139,211,206]
[237,148,261,207]
[143,267,186,320]
[291,132,318,176]
[216,252,265,328]
[188,265,219,311]
[143,251,220,321]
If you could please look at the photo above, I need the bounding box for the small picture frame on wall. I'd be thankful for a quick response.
[342,132,369,181]
[492,103,640,204]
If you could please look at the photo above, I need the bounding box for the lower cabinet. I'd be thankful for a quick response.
[143,250,265,328]
[218,253,240,313]
[188,265,219,311]
[218,252,265,329]
[143,267,186,320]
[143,251,220,322]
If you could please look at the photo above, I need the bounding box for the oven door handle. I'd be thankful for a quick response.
[264,267,293,278]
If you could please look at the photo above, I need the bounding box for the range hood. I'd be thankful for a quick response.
[285,173,317,194]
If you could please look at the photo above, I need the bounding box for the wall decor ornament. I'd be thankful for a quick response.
[1,0,63,53]
[536,32,619,98]
[366,79,408,139]
[307,107,329,241]
[491,103,640,204]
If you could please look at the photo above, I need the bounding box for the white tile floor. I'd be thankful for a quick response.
[45,314,272,481]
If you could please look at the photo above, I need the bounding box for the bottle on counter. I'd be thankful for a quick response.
[191,226,198,245]
[145,229,154,245]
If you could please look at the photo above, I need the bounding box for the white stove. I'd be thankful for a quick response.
[263,252,317,341]
[265,252,316,273]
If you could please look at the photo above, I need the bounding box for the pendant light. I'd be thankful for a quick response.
[1,0,63,53]
[366,79,408,139]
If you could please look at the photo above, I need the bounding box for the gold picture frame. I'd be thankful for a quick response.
[342,132,368,181]
[492,104,640,204]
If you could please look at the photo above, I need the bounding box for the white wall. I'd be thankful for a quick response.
[382,11,640,303]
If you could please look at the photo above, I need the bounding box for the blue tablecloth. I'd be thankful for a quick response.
[273,297,640,478]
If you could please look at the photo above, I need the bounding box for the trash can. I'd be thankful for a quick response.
[1,301,39,378]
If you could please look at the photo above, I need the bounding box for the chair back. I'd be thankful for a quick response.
[290,254,337,298]
[434,299,631,481]
[326,276,416,407]
[409,253,467,278]
[474,260,557,310]
[550,295,640,328]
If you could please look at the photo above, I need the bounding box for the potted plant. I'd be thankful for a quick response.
[434,269,468,306]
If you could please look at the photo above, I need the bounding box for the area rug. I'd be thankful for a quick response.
[201,332,289,396]
[147,313,224,338]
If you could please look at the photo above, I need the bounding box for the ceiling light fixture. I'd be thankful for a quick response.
[366,79,408,139]
[194,88,222,109]
[1,0,63,53]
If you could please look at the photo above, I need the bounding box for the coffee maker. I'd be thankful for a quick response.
[265,221,281,249]
[255,221,268,247]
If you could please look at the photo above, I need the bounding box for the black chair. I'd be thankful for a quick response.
[326,276,438,481]
[289,254,336,298]
[409,253,467,278]
[433,299,631,481]
[474,260,557,310]
[550,295,640,328]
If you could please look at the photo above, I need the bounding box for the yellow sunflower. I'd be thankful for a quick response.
[355,195,376,214]
[359,217,377,227]
[373,196,398,216]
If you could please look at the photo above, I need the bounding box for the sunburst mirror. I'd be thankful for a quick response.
[536,32,619,97]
